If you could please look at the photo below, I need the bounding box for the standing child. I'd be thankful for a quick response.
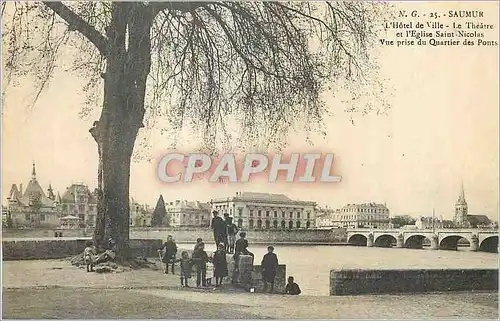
[194,238,203,251]
[179,251,192,287]
[159,235,178,274]
[206,255,214,286]
[83,241,96,272]
[226,217,239,254]
[285,276,301,295]
[261,246,279,293]
[213,243,229,286]
[192,242,209,287]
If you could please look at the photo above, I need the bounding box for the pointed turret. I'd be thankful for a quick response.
[31,161,37,181]
[47,184,55,200]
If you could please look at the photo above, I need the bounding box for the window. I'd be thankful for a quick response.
[266,211,270,217]
[297,212,301,219]
[249,210,254,217]
[62,204,67,212]
[79,204,85,213]
[249,219,254,229]
[282,212,285,218]
[257,220,263,229]
[238,208,243,216]
[25,213,30,221]
[289,212,293,218]
[274,211,278,218]
[40,214,45,221]
[307,212,310,219]
[258,210,262,217]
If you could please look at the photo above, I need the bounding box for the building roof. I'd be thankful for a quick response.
[7,164,56,208]
[239,192,292,202]
[18,180,55,208]
[466,215,491,226]
[343,203,388,210]
[8,184,21,200]
[60,184,97,204]
[213,192,316,206]
[167,200,211,211]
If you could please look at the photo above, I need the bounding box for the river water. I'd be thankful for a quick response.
[180,243,498,296]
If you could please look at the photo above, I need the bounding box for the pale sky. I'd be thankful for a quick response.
[2,2,499,220]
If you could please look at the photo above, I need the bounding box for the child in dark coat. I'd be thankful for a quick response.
[261,246,279,293]
[285,276,301,295]
[191,242,209,287]
[213,243,229,286]
[159,235,178,274]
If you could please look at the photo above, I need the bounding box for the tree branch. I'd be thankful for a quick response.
[43,1,108,55]
[150,1,211,17]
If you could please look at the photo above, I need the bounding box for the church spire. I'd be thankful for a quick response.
[456,181,467,205]
[31,161,37,181]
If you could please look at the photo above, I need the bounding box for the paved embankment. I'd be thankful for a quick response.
[2,259,498,319]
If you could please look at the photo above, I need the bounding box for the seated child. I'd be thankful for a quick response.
[83,241,96,272]
[285,276,301,295]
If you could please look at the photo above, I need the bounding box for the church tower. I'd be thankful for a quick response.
[454,182,468,227]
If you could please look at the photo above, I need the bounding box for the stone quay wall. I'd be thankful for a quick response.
[330,269,499,296]
[2,239,163,261]
[232,255,287,293]
[133,227,347,244]
[2,227,348,244]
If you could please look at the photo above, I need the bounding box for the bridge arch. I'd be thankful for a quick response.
[348,234,367,246]
[439,235,470,251]
[404,234,430,249]
[479,236,498,253]
[374,234,397,248]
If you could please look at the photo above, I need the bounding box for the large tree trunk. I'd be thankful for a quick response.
[90,3,153,259]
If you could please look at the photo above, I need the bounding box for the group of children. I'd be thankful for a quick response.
[160,236,228,288]
[159,234,301,295]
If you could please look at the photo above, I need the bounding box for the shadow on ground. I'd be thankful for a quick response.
[3,288,265,319]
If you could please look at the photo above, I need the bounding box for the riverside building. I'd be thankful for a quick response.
[166,200,212,227]
[210,192,317,230]
[6,163,60,228]
[331,203,390,229]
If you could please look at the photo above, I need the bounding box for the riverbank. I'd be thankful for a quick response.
[1,227,348,244]
[2,260,498,319]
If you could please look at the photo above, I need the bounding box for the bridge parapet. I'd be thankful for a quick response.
[346,228,498,252]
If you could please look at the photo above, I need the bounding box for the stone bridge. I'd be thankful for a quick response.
[347,228,499,252]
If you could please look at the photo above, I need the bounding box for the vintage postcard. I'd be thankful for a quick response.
[1,0,498,319]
